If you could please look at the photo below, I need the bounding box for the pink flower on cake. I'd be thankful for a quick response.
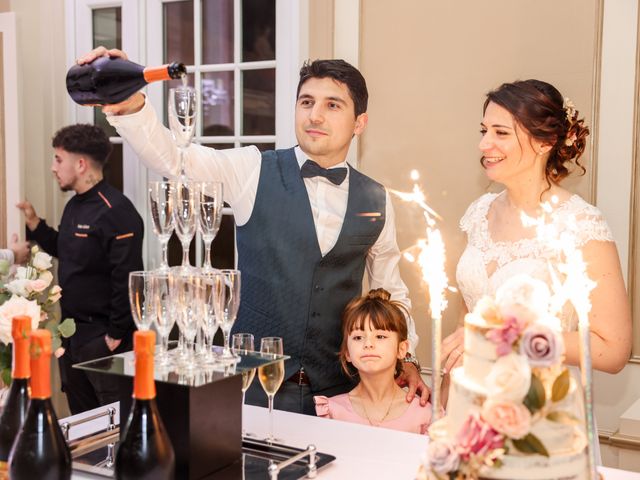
[520,324,563,367]
[481,399,532,439]
[424,438,460,474]
[495,274,550,326]
[456,413,504,462]
[486,352,531,402]
[486,316,526,356]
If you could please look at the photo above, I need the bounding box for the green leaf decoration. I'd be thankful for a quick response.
[0,259,10,276]
[523,373,546,413]
[551,368,570,402]
[547,411,580,425]
[52,335,62,352]
[1,367,11,386]
[512,433,550,457]
[57,318,76,338]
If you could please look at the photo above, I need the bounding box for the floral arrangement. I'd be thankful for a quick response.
[423,275,577,480]
[0,246,75,385]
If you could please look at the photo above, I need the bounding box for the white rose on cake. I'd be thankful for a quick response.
[486,352,531,402]
[495,274,550,325]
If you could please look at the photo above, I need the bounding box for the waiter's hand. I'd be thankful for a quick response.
[397,362,430,406]
[17,201,40,231]
[76,46,145,116]
[105,335,122,352]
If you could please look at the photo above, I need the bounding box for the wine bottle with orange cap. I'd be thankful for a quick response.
[66,56,187,105]
[0,316,32,476]
[115,330,175,480]
[8,329,71,480]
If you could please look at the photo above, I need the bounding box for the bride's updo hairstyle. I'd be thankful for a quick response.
[339,288,409,378]
[484,79,590,184]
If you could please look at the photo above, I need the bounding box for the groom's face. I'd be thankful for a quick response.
[294,77,367,167]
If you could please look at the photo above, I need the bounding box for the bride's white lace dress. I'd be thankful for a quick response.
[456,191,613,332]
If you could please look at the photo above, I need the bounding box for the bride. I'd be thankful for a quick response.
[443,79,632,380]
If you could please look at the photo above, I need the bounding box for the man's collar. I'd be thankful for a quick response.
[294,146,348,170]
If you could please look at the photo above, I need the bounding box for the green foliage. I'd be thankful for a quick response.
[512,433,550,457]
[551,368,570,402]
[523,373,546,413]
[547,411,580,425]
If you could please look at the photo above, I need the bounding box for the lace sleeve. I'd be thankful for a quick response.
[566,197,614,247]
[460,194,496,234]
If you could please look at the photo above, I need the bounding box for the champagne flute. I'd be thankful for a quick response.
[148,181,175,271]
[128,271,154,331]
[168,87,198,180]
[173,181,198,270]
[258,337,284,444]
[169,269,203,370]
[232,333,255,405]
[200,271,222,365]
[197,181,224,271]
[212,269,241,362]
[150,271,175,366]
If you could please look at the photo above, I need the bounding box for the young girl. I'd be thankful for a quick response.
[314,289,432,434]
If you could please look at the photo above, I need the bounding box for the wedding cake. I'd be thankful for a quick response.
[421,275,587,480]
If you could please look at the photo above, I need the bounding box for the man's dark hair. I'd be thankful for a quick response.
[297,59,368,117]
[52,124,112,167]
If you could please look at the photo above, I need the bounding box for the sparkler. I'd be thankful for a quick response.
[391,170,450,422]
[522,199,598,480]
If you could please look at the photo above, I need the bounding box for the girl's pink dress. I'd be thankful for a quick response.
[313,394,431,435]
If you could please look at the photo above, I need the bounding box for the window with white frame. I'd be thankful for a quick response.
[68,0,304,269]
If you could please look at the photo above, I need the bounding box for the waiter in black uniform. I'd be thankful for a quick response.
[18,124,144,414]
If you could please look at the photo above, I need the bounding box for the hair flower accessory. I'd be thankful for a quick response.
[563,97,577,123]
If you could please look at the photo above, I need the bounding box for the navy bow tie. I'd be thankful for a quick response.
[300,160,348,185]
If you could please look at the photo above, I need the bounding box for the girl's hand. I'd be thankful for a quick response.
[396,362,430,406]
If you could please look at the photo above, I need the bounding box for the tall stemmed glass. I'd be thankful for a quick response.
[258,337,284,444]
[198,181,224,271]
[150,271,175,366]
[168,87,198,180]
[148,181,175,271]
[212,269,241,362]
[128,271,154,331]
[173,181,198,270]
[232,334,255,401]
[200,271,222,365]
[169,269,204,370]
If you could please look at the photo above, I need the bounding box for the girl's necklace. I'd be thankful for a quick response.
[357,388,398,426]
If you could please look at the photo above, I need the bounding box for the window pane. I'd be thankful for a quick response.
[242,69,275,135]
[164,0,194,65]
[93,7,121,50]
[104,143,123,192]
[202,72,234,136]
[202,0,234,64]
[241,143,275,152]
[242,0,275,61]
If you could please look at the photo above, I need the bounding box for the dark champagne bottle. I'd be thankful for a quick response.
[66,56,186,105]
[115,330,175,480]
[0,316,32,476]
[9,329,71,480]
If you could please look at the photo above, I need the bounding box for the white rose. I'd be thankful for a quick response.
[496,275,550,325]
[0,295,41,344]
[38,270,53,289]
[486,352,531,402]
[15,266,29,280]
[49,285,62,303]
[32,251,53,270]
[6,279,31,297]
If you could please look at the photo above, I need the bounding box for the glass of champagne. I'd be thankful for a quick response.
[150,271,175,366]
[200,271,222,365]
[128,271,154,331]
[173,181,198,270]
[232,333,255,402]
[197,181,224,271]
[212,269,241,362]
[169,269,203,370]
[168,86,198,180]
[258,337,284,444]
[148,181,175,271]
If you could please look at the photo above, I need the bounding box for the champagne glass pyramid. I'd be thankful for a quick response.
[168,87,197,180]
[173,182,198,270]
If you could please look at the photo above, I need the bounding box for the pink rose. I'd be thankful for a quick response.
[520,324,563,367]
[486,316,526,356]
[29,279,48,293]
[424,438,460,474]
[456,413,504,461]
[481,400,532,439]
